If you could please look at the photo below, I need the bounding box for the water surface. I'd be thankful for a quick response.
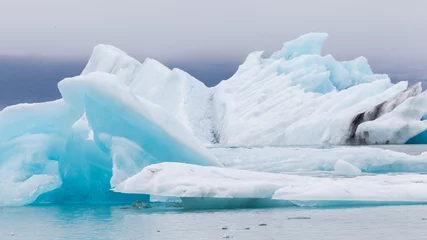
[1,205,426,240]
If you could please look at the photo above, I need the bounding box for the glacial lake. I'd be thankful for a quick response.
[1,204,426,240]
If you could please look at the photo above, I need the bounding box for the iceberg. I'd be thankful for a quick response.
[114,162,427,209]
[79,33,427,147]
[0,32,427,206]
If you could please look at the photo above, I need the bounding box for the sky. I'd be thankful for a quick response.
[0,0,426,107]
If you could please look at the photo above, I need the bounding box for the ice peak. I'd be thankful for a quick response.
[141,58,170,72]
[81,44,142,85]
[270,32,328,60]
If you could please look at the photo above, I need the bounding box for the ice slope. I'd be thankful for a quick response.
[211,147,427,174]
[114,163,427,208]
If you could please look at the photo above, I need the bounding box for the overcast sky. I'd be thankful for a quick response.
[1,0,426,63]
[0,0,426,106]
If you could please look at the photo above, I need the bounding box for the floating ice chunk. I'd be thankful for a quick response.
[288,216,311,220]
[114,163,427,207]
[334,160,362,176]
[114,163,287,198]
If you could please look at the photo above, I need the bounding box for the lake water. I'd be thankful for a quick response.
[1,204,426,240]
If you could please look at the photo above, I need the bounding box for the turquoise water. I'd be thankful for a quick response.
[1,204,426,240]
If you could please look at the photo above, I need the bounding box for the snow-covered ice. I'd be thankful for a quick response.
[114,162,427,208]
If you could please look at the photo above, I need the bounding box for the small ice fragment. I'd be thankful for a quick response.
[259,223,267,226]
[10,232,15,236]
[422,218,426,220]
[244,227,250,230]
[223,235,233,238]
[221,227,228,230]
[288,215,311,220]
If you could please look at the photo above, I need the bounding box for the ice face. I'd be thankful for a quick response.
[114,162,427,209]
[0,33,426,206]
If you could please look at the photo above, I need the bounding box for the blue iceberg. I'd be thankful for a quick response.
[0,33,426,207]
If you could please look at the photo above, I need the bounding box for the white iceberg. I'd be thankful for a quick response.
[114,162,427,208]
[81,33,427,146]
